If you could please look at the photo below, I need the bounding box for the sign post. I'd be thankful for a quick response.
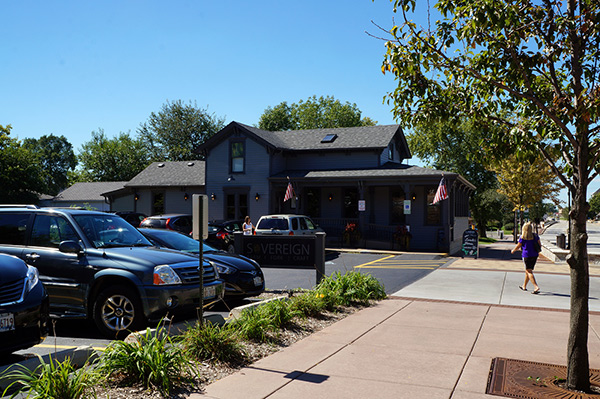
[192,194,208,324]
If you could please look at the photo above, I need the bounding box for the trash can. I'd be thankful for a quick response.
[498,230,504,239]
[556,234,566,249]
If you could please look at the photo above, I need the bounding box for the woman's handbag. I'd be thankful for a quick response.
[534,236,542,253]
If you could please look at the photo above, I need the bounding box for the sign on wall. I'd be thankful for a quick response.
[358,200,366,212]
[404,200,411,215]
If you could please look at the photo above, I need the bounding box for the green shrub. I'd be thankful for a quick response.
[99,327,195,395]
[316,271,387,307]
[260,298,302,329]
[1,355,100,399]
[289,291,326,318]
[182,322,246,365]
[503,222,515,231]
[230,306,275,342]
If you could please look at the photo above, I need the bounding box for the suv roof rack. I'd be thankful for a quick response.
[0,204,39,209]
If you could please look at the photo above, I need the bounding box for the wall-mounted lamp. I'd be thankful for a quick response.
[184,193,189,201]
[227,175,235,182]
[134,193,139,201]
[328,193,333,202]
[255,193,260,201]
[411,193,416,201]
[211,193,216,201]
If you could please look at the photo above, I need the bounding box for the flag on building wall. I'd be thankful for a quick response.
[284,182,295,202]
[432,177,448,204]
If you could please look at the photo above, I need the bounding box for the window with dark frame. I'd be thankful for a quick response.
[230,141,245,173]
[426,188,442,225]
[391,190,406,224]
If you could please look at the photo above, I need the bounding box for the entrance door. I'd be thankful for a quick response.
[225,192,248,220]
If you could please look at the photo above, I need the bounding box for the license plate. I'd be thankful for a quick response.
[204,286,216,299]
[253,276,263,286]
[0,313,15,332]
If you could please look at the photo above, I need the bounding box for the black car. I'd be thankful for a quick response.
[140,214,193,235]
[113,211,147,227]
[206,220,244,253]
[0,253,49,356]
[0,206,223,338]
[139,228,265,299]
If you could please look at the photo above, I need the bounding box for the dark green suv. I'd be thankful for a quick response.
[0,206,223,338]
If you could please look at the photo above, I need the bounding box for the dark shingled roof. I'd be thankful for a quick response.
[54,182,127,202]
[125,161,205,188]
[196,122,411,157]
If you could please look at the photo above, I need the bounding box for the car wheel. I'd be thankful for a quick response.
[93,285,144,339]
[227,243,235,254]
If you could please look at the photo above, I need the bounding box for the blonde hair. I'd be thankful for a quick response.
[521,222,534,240]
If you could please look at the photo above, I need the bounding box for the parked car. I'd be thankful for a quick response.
[255,214,324,236]
[0,206,223,338]
[113,211,147,227]
[139,228,265,299]
[139,214,193,235]
[0,253,49,356]
[206,220,243,253]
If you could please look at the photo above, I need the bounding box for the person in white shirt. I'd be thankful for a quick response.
[243,216,253,235]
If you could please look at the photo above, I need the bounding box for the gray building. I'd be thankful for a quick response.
[196,122,475,252]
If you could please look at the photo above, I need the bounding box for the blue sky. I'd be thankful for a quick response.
[1,1,596,202]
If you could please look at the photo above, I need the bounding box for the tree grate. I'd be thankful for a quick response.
[487,357,600,398]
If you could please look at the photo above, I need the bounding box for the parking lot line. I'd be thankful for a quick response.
[353,256,447,270]
[35,344,108,351]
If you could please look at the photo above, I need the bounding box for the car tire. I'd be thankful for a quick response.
[93,285,144,339]
[227,243,235,254]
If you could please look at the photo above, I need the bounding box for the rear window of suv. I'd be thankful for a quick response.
[257,218,289,230]
[0,213,29,245]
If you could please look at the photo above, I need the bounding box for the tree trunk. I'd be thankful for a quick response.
[566,188,591,391]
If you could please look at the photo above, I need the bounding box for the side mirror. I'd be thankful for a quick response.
[59,240,83,255]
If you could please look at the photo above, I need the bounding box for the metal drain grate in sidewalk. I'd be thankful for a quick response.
[487,357,600,398]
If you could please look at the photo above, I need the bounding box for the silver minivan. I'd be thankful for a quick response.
[254,214,323,236]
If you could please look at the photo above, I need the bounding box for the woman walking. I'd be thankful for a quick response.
[511,222,541,294]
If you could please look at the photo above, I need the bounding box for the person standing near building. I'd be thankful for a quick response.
[243,216,253,235]
[511,222,541,294]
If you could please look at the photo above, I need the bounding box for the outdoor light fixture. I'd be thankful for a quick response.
[228,175,235,182]
[211,193,216,201]
[255,193,260,201]
[328,193,333,201]
[134,193,139,201]
[184,193,189,201]
[412,193,416,201]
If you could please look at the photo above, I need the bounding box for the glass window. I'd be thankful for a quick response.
[306,188,321,218]
[31,215,78,248]
[291,218,299,230]
[391,190,406,224]
[153,192,164,215]
[388,143,394,160]
[0,214,28,245]
[226,194,236,220]
[343,188,359,218]
[426,188,442,225]
[299,217,308,230]
[231,141,244,173]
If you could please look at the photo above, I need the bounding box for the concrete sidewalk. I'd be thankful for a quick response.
[191,239,600,398]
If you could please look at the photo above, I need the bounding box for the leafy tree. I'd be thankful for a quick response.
[589,191,600,219]
[23,135,77,195]
[258,95,376,131]
[77,130,149,182]
[138,100,225,161]
[409,118,499,236]
[0,124,45,203]
[382,1,600,390]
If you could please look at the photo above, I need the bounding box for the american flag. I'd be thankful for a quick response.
[432,177,448,204]
[284,182,294,202]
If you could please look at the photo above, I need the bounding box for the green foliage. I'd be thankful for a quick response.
[77,129,149,182]
[260,298,302,329]
[182,322,246,365]
[0,124,46,203]
[289,291,327,318]
[315,271,387,307]
[99,326,196,395]
[589,192,600,219]
[230,306,275,342]
[258,95,376,131]
[138,99,225,161]
[22,135,77,195]
[1,355,100,399]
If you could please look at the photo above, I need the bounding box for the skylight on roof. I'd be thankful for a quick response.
[321,134,337,143]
